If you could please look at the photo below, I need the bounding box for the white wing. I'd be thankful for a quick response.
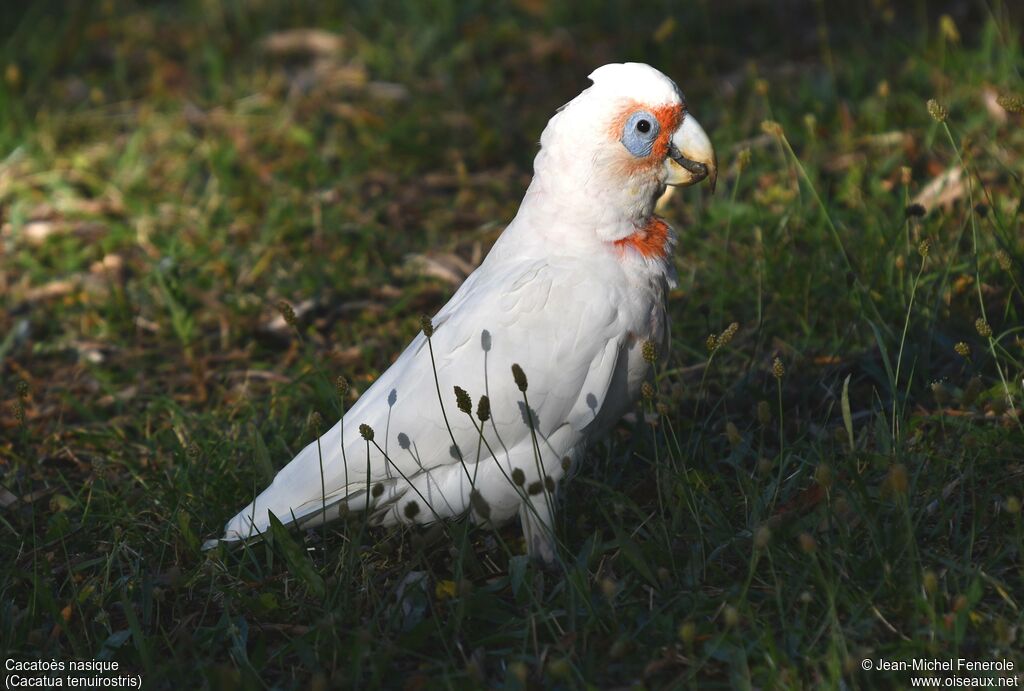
[210,250,644,545]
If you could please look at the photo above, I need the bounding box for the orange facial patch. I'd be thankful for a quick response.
[649,103,684,159]
[608,100,685,172]
[613,216,670,259]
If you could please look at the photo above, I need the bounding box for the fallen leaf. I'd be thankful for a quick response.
[23,279,79,302]
[0,486,18,509]
[404,253,474,286]
[912,166,964,211]
[261,29,344,59]
[983,87,1008,124]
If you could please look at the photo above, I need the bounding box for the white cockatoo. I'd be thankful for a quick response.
[209,63,716,562]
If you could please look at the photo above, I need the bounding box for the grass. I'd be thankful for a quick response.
[2,0,1023,688]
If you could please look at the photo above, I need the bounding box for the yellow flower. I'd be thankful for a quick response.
[435,580,458,600]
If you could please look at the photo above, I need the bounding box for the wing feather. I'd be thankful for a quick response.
[213,253,637,544]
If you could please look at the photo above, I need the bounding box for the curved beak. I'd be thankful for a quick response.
[665,114,717,193]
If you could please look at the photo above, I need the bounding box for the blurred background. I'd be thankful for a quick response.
[1,1,1022,688]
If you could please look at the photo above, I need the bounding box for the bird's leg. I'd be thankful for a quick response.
[520,493,557,565]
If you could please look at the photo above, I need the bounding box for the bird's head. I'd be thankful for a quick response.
[527,63,716,247]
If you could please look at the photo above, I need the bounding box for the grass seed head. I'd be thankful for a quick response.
[705,333,718,352]
[725,421,742,448]
[4,63,20,88]
[546,657,571,680]
[927,98,948,123]
[771,357,785,380]
[13,399,25,426]
[905,203,926,218]
[511,363,528,391]
[814,463,833,489]
[404,501,420,519]
[307,411,322,435]
[997,93,1023,113]
[803,112,816,134]
[833,495,850,520]
[511,468,525,486]
[641,381,654,400]
[886,463,909,496]
[718,322,739,348]
[939,14,960,43]
[475,395,490,422]
[832,426,847,445]
[609,638,631,660]
[954,342,971,357]
[975,318,993,338]
[276,300,297,328]
[917,239,930,258]
[599,577,617,599]
[753,525,772,550]
[507,662,529,684]
[16,380,29,399]
[336,375,349,398]
[359,423,374,441]
[760,119,783,137]
[642,339,657,364]
[419,314,434,337]
[931,381,951,405]
[737,147,751,171]
[469,489,491,520]
[995,249,1012,271]
[922,570,939,595]
[453,386,472,414]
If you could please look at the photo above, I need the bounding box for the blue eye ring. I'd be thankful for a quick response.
[620,111,660,158]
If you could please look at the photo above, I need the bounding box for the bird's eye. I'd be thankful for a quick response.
[620,110,660,158]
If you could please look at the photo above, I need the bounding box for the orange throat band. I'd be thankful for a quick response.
[613,216,670,259]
